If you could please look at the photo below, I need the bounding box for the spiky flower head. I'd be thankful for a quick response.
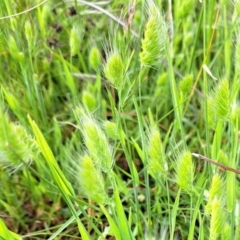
[209,198,225,240]
[221,223,231,240]
[139,2,168,67]
[89,46,101,72]
[175,150,194,193]
[179,74,193,94]
[8,36,24,62]
[177,0,195,19]
[82,90,97,112]
[104,52,125,91]
[69,25,82,56]
[103,120,125,142]
[233,0,240,15]
[214,78,230,121]
[146,126,167,179]
[82,116,113,172]
[205,96,217,129]
[79,155,107,204]
[0,110,39,173]
[25,20,34,49]
[205,174,224,215]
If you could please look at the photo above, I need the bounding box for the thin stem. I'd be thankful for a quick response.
[192,153,240,175]
[166,44,185,140]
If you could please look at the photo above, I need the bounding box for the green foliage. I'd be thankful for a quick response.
[0,218,22,240]
[0,0,239,239]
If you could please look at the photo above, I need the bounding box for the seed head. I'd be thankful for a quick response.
[139,3,168,67]
[175,150,194,193]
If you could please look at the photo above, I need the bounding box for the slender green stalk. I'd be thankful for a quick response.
[132,93,152,234]
[165,45,185,140]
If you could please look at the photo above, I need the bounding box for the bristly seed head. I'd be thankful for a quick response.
[78,155,107,204]
[146,126,167,179]
[214,78,230,121]
[104,52,125,91]
[0,110,39,174]
[205,174,224,215]
[82,116,113,172]
[139,2,168,67]
[175,150,194,194]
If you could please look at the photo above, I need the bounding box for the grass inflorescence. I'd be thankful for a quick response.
[0,0,240,239]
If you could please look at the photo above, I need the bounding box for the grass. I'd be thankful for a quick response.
[0,0,240,239]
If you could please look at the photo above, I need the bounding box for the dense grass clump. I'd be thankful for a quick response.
[0,1,240,239]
